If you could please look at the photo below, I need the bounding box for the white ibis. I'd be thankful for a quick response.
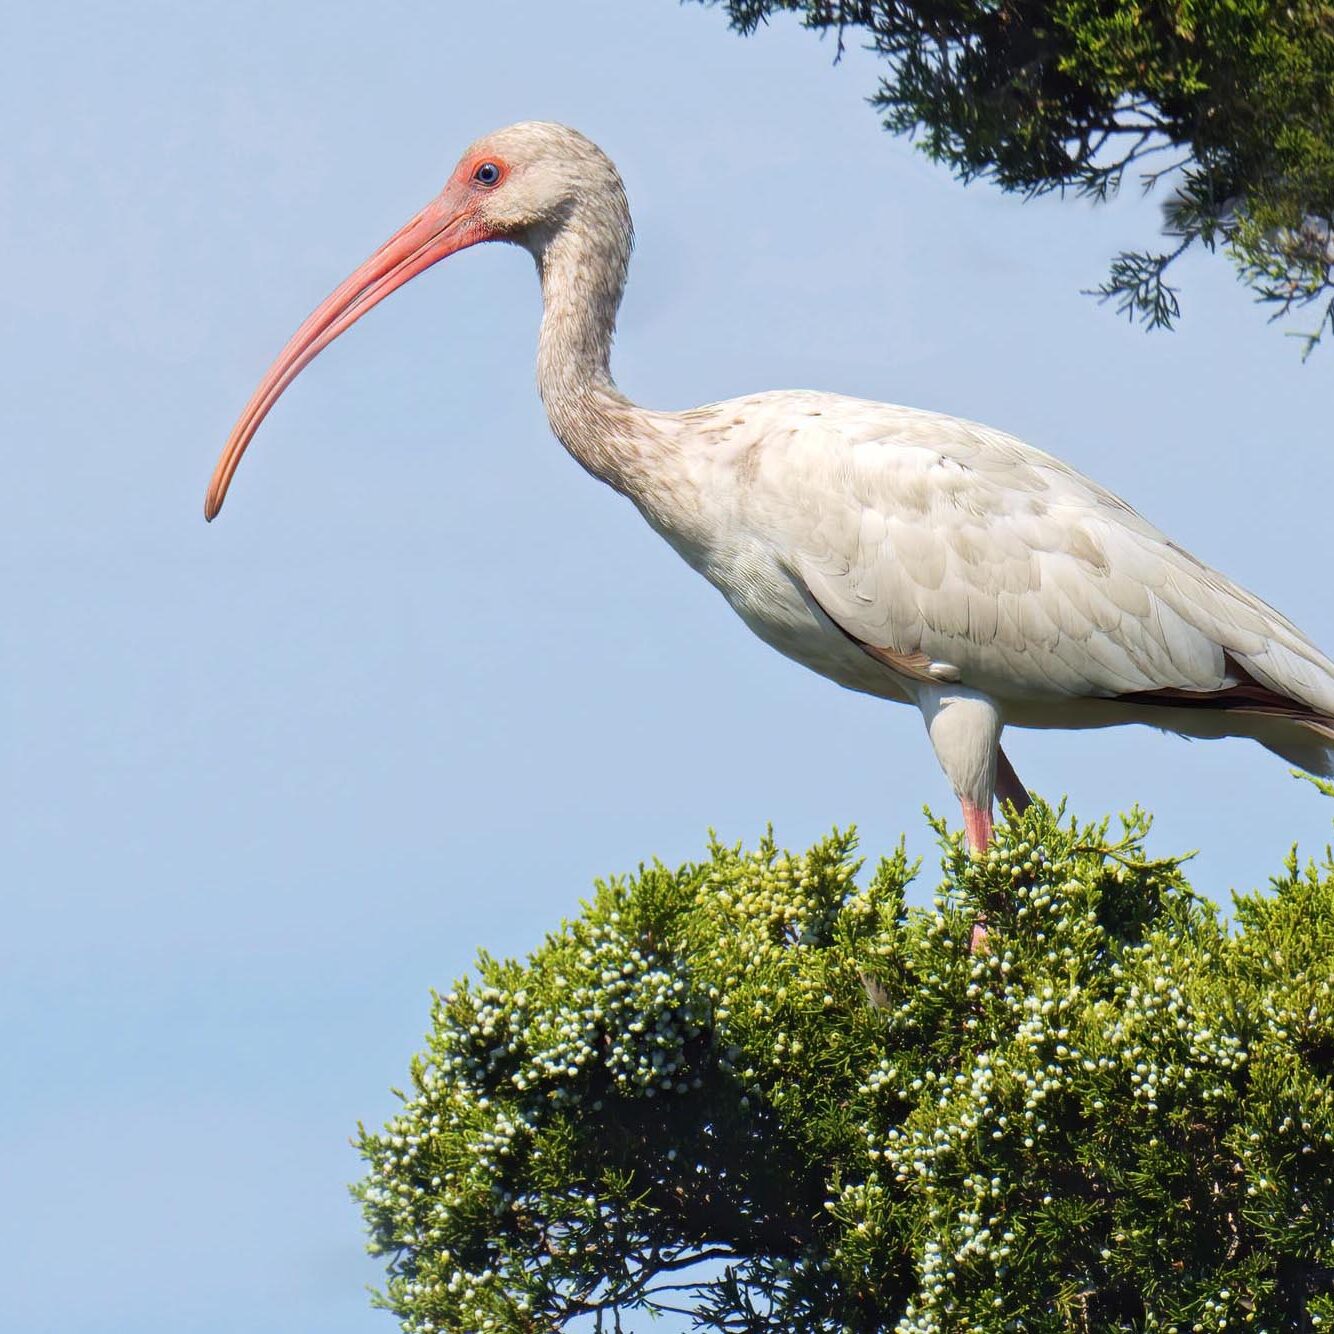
[206,121,1334,860]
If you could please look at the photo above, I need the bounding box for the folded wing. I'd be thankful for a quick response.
[738,395,1334,720]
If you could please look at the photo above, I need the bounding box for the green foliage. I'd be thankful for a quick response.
[691,0,1334,352]
[355,804,1334,1331]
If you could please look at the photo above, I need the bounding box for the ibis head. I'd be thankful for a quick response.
[204,122,629,521]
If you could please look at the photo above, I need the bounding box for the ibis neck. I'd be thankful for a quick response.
[533,221,668,500]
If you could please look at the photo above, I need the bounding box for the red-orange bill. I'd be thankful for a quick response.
[204,188,486,521]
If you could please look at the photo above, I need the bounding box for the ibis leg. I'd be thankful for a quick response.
[917,689,1006,954]
[961,796,993,954]
[960,797,993,852]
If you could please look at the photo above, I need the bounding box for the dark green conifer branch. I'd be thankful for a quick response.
[687,0,1334,352]
[356,802,1334,1330]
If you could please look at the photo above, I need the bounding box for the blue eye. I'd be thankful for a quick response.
[473,162,501,186]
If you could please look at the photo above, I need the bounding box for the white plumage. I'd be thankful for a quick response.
[206,121,1334,863]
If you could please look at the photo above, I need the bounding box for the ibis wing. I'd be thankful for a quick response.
[738,395,1334,714]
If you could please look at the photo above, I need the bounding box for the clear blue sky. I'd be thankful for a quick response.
[3,3,1331,1330]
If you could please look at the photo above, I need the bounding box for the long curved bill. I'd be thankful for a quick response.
[204,190,485,521]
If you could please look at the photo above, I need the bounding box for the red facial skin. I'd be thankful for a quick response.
[204,156,508,521]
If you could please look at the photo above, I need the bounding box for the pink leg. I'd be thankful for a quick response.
[961,797,993,853]
[961,797,993,954]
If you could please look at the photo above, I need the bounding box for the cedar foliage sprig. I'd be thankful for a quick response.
[691,0,1334,354]
[356,801,1334,1330]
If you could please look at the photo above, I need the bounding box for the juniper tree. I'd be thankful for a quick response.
[686,0,1334,354]
[355,797,1334,1330]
